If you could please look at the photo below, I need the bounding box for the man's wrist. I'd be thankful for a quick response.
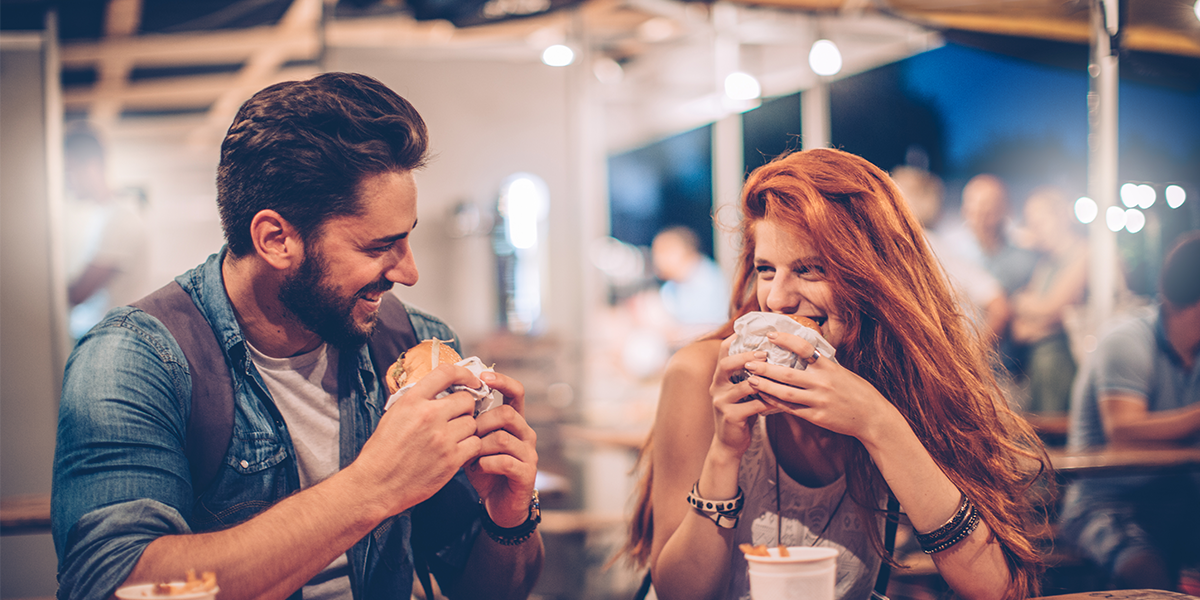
[480,490,540,546]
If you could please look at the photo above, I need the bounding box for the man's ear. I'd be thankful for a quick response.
[250,209,304,271]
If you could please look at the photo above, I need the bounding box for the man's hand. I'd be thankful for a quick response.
[349,363,483,519]
[467,371,538,527]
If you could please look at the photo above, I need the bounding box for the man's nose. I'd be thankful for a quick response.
[386,247,419,286]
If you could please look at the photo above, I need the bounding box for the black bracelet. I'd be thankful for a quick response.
[917,494,980,554]
[915,493,970,547]
[921,505,980,554]
[686,481,744,529]
[480,490,541,546]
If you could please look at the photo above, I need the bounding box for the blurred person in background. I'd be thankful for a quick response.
[1010,186,1089,416]
[891,166,1008,344]
[62,124,150,341]
[621,148,1047,600]
[651,225,731,345]
[1059,231,1200,592]
[958,174,1039,380]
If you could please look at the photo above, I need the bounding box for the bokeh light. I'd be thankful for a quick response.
[1166,185,1187,209]
[1137,184,1156,209]
[1124,208,1145,233]
[542,44,574,67]
[724,72,761,100]
[1074,196,1097,224]
[1120,182,1139,208]
[808,40,842,76]
[1106,206,1127,232]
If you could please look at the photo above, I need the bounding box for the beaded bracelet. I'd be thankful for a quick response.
[686,481,744,529]
[915,493,970,545]
[921,504,980,554]
[916,493,979,554]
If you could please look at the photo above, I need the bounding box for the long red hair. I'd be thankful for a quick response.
[620,148,1048,598]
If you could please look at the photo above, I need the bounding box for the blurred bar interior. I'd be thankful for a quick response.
[2,0,1199,598]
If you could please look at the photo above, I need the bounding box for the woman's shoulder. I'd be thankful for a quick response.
[663,337,722,379]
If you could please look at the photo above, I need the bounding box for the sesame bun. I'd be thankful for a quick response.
[786,314,821,333]
[386,338,462,395]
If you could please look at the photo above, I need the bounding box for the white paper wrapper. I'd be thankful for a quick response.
[729,311,838,370]
[384,355,501,416]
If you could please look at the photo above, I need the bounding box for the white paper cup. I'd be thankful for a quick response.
[115,583,219,599]
[744,546,837,600]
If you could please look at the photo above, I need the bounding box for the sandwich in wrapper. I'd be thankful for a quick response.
[383,338,501,416]
[728,312,838,411]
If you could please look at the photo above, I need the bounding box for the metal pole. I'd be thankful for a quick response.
[1087,0,1119,329]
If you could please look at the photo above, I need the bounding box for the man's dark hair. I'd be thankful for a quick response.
[1161,230,1200,309]
[216,72,429,257]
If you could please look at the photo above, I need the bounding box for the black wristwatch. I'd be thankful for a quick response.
[480,489,541,546]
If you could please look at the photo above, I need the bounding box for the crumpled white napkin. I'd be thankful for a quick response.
[728,312,839,413]
[384,355,501,416]
[729,311,838,372]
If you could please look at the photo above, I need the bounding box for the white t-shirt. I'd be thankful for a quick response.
[728,419,883,600]
[247,342,351,600]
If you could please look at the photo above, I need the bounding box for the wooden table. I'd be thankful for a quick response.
[1032,590,1199,600]
[0,493,51,536]
[1047,446,1200,479]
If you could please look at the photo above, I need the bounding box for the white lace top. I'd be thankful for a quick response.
[726,418,883,600]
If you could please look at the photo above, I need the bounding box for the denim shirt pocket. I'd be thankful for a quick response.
[190,432,290,532]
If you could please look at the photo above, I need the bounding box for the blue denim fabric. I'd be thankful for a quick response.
[52,249,480,600]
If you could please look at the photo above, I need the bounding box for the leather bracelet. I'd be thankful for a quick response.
[480,489,541,546]
[687,481,744,529]
[915,492,970,547]
[921,504,980,554]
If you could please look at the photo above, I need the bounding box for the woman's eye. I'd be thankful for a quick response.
[796,264,826,278]
[755,265,775,278]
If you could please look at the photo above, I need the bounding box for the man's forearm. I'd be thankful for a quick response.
[448,531,544,600]
[1105,402,1200,445]
[121,468,389,600]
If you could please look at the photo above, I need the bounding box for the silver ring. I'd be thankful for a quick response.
[808,350,820,364]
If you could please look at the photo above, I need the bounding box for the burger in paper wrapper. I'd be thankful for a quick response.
[383,338,501,416]
[729,312,838,387]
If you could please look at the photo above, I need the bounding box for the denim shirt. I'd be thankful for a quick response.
[52,250,481,600]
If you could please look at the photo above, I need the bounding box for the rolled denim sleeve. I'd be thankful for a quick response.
[52,309,195,598]
[58,499,192,600]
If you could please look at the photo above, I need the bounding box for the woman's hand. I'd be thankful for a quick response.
[742,330,903,444]
[708,336,771,461]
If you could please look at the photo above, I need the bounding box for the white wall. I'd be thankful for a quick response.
[326,48,587,349]
[1,34,66,599]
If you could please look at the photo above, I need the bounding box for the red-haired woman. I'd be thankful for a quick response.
[622,148,1048,600]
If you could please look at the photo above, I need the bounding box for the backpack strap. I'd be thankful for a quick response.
[872,492,901,599]
[366,293,418,385]
[132,282,234,497]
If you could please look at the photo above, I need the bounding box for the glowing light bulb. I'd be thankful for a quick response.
[808,40,842,76]
[1166,185,1187,209]
[1106,206,1126,232]
[1124,208,1145,233]
[542,45,574,67]
[1137,184,1156,209]
[1120,183,1139,208]
[1074,196,1097,224]
[724,72,761,101]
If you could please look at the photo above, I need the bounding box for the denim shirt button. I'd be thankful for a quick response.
[240,459,249,469]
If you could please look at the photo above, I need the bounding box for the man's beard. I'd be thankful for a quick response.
[278,247,392,350]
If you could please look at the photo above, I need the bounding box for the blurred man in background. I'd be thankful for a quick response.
[1060,231,1200,592]
[62,124,149,340]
